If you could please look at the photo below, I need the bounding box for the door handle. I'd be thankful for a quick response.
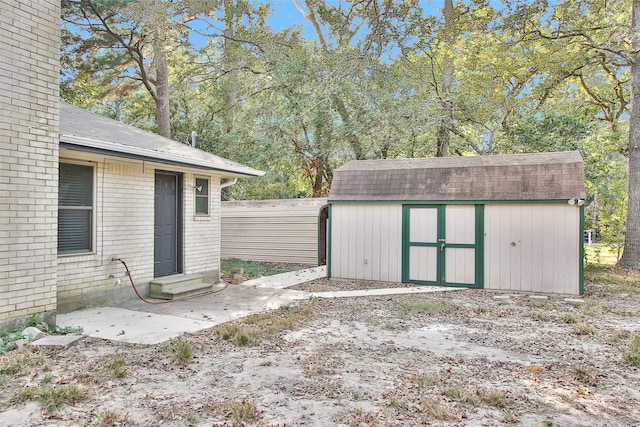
[438,239,446,251]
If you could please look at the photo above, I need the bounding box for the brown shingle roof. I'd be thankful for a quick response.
[329,151,585,201]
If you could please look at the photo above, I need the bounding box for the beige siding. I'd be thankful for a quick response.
[221,201,325,265]
[444,205,476,285]
[331,204,402,282]
[484,204,580,294]
[57,151,223,312]
[0,0,60,328]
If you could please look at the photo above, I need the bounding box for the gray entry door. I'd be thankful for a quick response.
[154,171,182,277]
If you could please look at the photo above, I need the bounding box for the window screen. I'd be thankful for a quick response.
[58,163,93,254]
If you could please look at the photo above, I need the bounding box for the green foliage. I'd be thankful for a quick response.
[220,258,306,279]
[172,340,193,367]
[60,0,634,250]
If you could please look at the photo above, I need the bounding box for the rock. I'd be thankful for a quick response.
[21,327,45,341]
[564,298,585,306]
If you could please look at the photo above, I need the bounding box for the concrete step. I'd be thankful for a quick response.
[149,281,214,300]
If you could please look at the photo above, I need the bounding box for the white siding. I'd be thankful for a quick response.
[330,204,402,282]
[484,204,580,294]
[221,202,325,265]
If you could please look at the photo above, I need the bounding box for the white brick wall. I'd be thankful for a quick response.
[0,0,60,328]
[56,153,223,312]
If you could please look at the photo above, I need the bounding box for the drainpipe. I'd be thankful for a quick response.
[220,178,237,189]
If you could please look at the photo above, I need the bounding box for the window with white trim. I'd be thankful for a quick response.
[58,162,94,254]
[194,177,209,215]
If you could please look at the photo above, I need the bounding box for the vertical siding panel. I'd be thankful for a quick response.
[541,207,555,293]
[510,205,523,292]
[379,205,390,282]
[530,206,544,292]
[499,207,512,290]
[369,205,386,280]
[363,207,373,280]
[347,205,357,279]
[520,206,533,292]
[389,205,402,282]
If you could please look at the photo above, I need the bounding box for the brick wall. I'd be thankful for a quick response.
[0,0,60,328]
[56,153,222,312]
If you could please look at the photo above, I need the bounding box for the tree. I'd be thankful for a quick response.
[620,0,640,269]
[61,0,204,138]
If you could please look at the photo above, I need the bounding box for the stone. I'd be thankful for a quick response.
[21,327,45,341]
[564,298,585,306]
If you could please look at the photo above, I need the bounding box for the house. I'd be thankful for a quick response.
[0,0,262,329]
[57,103,263,312]
[221,198,328,265]
[327,152,586,295]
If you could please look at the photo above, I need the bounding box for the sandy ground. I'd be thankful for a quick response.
[1,278,640,426]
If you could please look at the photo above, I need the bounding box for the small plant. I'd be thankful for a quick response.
[172,339,193,367]
[442,384,478,404]
[40,374,54,384]
[39,384,86,412]
[611,329,631,342]
[351,391,363,401]
[387,394,408,411]
[479,389,508,408]
[229,399,260,426]
[624,335,640,366]
[572,365,599,386]
[410,372,439,387]
[421,397,458,421]
[562,313,579,324]
[535,311,551,322]
[107,356,128,378]
[573,324,595,336]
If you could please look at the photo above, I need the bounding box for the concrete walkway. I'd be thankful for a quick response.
[55,267,457,345]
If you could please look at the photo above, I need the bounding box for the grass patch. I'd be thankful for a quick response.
[611,329,631,342]
[11,384,87,412]
[584,264,640,294]
[421,397,459,421]
[411,372,440,387]
[172,339,193,367]
[562,313,579,324]
[227,399,261,426]
[573,324,596,336]
[399,299,459,315]
[479,389,508,408]
[572,365,599,386]
[215,303,313,346]
[106,356,128,378]
[220,258,307,280]
[624,335,640,366]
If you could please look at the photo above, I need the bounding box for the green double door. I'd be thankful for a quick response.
[402,205,483,288]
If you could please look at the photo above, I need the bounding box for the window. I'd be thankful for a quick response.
[194,177,209,215]
[58,162,94,254]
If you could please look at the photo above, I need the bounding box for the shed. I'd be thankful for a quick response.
[221,198,328,265]
[328,151,586,295]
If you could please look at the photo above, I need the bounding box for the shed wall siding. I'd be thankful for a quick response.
[484,204,580,294]
[331,204,402,282]
[57,152,222,312]
[221,207,321,265]
[0,0,60,328]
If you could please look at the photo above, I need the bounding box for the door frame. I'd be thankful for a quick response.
[154,170,183,277]
[402,204,484,288]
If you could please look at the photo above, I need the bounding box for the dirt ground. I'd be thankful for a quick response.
[1,277,640,426]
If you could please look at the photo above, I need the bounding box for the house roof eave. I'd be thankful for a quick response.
[60,134,265,178]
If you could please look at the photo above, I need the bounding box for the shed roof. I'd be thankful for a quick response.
[59,103,263,177]
[329,151,585,202]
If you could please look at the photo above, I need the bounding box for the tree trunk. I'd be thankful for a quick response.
[154,44,171,138]
[619,0,640,270]
[436,0,454,157]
